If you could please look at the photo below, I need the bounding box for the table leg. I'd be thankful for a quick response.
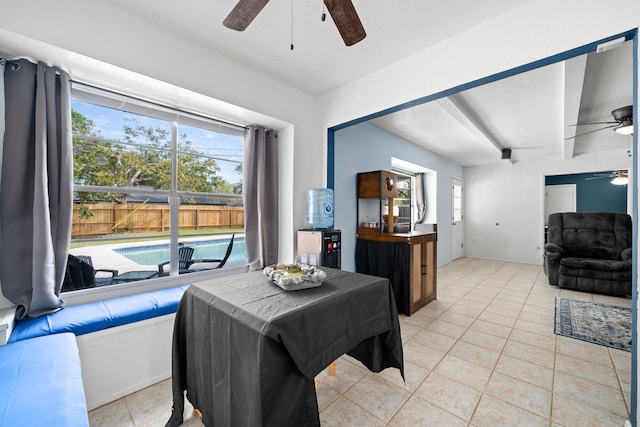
[329,361,337,376]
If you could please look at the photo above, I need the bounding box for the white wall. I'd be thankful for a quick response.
[333,123,462,271]
[464,150,633,265]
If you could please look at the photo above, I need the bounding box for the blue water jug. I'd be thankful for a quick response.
[307,188,334,229]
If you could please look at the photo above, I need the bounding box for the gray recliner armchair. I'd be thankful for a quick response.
[543,212,632,297]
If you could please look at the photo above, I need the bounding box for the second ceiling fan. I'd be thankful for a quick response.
[223,0,366,46]
[568,105,634,140]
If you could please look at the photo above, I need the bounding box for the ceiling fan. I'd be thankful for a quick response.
[585,170,629,185]
[223,0,366,46]
[567,105,634,140]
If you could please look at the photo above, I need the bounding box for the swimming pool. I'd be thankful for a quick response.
[114,237,245,266]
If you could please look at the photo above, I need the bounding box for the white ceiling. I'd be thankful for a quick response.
[371,40,634,166]
[105,0,532,96]
[5,1,631,168]
[103,0,633,167]
[371,63,565,166]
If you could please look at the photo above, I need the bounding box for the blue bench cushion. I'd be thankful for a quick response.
[9,285,189,343]
[0,332,89,426]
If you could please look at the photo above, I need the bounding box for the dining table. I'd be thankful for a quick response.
[165,267,404,427]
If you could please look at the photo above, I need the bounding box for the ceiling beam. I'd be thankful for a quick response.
[563,54,588,159]
[436,95,513,163]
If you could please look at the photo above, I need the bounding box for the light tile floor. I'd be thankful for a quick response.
[89,257,632,426]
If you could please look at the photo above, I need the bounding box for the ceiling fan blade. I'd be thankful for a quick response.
[223,0,270,31]
[323,0,366,46]
[564,124,618,140]
[569,121,619,127]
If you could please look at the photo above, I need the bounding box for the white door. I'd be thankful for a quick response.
[544,184,576,224]
[452,178,464,259]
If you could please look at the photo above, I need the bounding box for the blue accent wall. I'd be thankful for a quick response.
[332,122,463,271]
[545,171,627,213]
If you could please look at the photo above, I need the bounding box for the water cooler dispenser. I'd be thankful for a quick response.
[297,188,341,268]
[297,229,341,269]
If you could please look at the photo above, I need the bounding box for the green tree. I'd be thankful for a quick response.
[119,122,172,191]
[177,135,222,195]
[233,163,243,194]
[72,110,121,205]
[72,110,233,203]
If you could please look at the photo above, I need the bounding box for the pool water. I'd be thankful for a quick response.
[115,237,245,266]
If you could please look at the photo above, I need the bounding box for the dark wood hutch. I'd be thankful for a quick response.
[355,170,437,315]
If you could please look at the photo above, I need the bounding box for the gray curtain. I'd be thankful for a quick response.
[0,59,73,319]
[414,173,426,224]
[243,125,278,271]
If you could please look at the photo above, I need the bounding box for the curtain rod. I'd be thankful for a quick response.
[2,59,249,132]
[71,80,249,132]
[0,57,64,74]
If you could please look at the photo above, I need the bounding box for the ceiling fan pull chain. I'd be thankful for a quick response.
[321,2,326,21]
[290,0,294,50]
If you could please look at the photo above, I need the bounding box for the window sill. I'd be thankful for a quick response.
[61,264,249,307]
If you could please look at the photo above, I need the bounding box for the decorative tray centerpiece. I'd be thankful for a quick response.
[263,263,327,291]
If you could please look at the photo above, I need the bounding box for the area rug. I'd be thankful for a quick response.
[554,297,632,352]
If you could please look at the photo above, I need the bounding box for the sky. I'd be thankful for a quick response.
[71,99,244,186]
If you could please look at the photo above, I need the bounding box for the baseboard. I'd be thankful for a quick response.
[87,372,171,411]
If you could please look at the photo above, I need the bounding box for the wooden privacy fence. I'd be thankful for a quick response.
[72,203,245,239]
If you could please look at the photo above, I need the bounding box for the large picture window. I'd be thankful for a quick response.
[65,85,246,292]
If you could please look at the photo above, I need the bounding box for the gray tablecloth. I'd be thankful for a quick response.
[166,268,404,427]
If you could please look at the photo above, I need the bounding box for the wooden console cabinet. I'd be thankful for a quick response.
[409,233,437,313]
[355,170,437,316]
[355,232,436,315]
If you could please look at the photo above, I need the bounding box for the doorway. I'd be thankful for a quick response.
[545,184,577,224]
[452,177,464,259]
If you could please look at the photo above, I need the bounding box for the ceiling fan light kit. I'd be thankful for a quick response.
[611,176,629,185]
[612,105,634,135]
[614,118,633,135]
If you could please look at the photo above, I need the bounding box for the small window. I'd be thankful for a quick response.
[453,183,463,222]
[395,174,413,226]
